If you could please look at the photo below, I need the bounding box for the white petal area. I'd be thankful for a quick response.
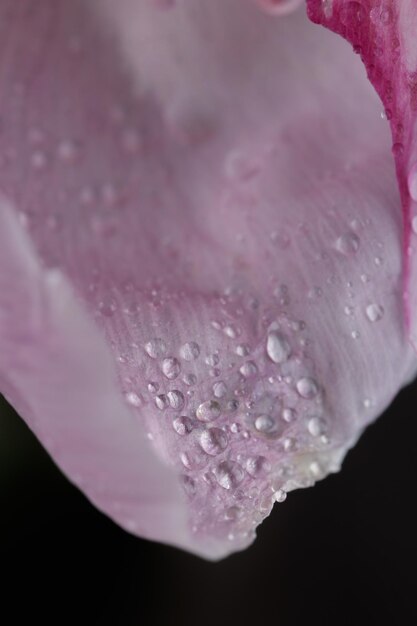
[0,197,241,559]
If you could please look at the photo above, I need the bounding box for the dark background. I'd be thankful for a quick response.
[1,379,416,626]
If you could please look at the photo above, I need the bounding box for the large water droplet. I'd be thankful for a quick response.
[365,303,384,323]
[162,357,181,379]
[199,428,228,455]
[266,331,291,364]
[196,400,221,422]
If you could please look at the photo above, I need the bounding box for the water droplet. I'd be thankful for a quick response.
[365,303,384,322]
[147,382,159,394]
[335,232,360,256]
[155,394,169,410]
[246,456,271,477]
[199,428,228,455]
[144,338,166,359]
[266,331,291,364]
[223,324,239,339]
[167,390,185,410]
[162,357,181,380]
[307,416,327,437]
[183,373,197,386]
[254,414,276,434]
[239,361,258,378]
[236,344,250,357]
[412,216,417,235]
[214,461,244,489]
[282,408,296,423]
[125,392,142,407]
[212,381,228,398]
[274,489,287,503]
[344,305,355,316]
[296,377,319,399]
[283,437,297,452]
[205,354,220,367]
[179,341,200,361]
[196,400,221,422]
[351,330,360,340]
[173,416,193,436]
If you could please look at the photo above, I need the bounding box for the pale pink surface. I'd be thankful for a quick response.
[0,0,416,559]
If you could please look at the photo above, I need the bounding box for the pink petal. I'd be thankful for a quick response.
[306,0,417,349]
[0,0,416,559]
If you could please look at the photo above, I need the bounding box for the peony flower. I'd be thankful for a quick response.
[0,0,416,560]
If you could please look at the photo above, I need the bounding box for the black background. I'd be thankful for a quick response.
[1,378,416,626]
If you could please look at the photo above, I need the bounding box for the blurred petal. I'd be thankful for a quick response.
[307,0,417,349]
[0,0,416,558]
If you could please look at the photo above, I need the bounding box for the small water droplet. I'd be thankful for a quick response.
[365,303,384,322]
[205,354,220,367]
[274,489,287,503]
[223,324,240,339]
[335,232,360,256]
[196,400,221,422]
[183,373,197,386]
[307,416,327,437]
[162,357,181,379]
[214,461,244,489]
[125,392,142,407]
[239,361,258,378]
[412,216,417,235]
[266,331,291,364]
[167,390,185,410]
[155,394,169,410]
[144,338,166,359]
[236,344,250,357]
[282,408,296,423]
[173,416,193,436]
[199,428,228,455]
[246,456,271,477]
[254,414,276,434]
[351,330,360,340]
[212,381,228,398]
[147,382,159,394]
[179,341,200,361]
[296,377,319,399]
